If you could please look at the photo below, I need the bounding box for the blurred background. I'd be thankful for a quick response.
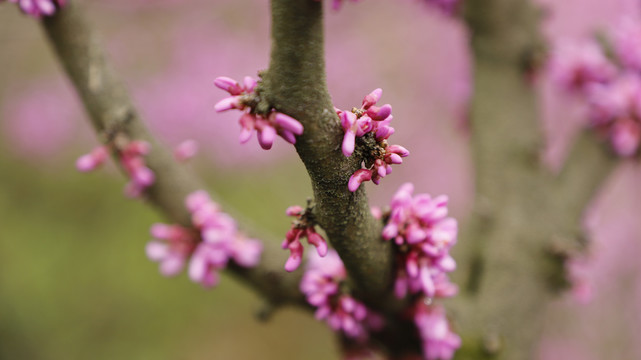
[1,0,640,358]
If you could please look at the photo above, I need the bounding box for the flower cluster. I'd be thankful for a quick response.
[214,76,304,150]
[1,0,66,18]
[382,183,460,359]
[413,301,461,360]
[147,190,263,288]
[549,17,641,157]
[338,89,409,192]
[281,204,328,272]
[76,140,155,198]
[300,250,384,340]
[383,183,458,299]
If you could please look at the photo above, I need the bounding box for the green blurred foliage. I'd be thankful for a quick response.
[0,151,338,359]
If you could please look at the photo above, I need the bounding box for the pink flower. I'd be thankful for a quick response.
[612,17,641,72]
[383,183,459,299]
[584,75,641,156]
[75,146,108,172]
[338,89,409,192]
[145,190,263,288]
[414,302,461,360]
[146,223,197,277]
[548,40,616,92]
[281,204,328,272]
[1,0,66,18]
[611,118,641,157]
[173,139,199,162]
[300,250,383,340]
[184,190,263,288]
[120,141,155,198]
[214,75,303,149]
[76,139,155,198]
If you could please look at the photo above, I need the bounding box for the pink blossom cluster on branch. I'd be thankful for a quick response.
[147,190,263,288]
[0,0,65,17]
[549,17,641,157]
[383,183,458,299]
[214,76,304,150]
[382,183,460,359]
[413,301,461,360]
[281,204,328,272]
[338,89,410,192]
[300,250,384,340]
[77,140,155,198]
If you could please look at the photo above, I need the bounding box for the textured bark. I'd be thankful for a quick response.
[41,0,306,309]
[38,0,622,358]
[261,0,394,304]
[453,0,618,359]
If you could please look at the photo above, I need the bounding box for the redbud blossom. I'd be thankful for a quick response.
[338,88,409,192]
[281,204,328,272]
[76,140,155,198]
[414,301,461,360]
[1,0,66,18]
[548,40,616,92]
[549,26,641,157]
[214,75,304,149]
[383,183,458,299]
[146,224,197,277]
[146,191,263,288]
[300,250,384,340]
[612,17,641,72]
[120,141,155,198]
[174,139,199,162]
[75,146,108,172]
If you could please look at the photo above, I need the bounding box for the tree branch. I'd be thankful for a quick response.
[554,130,618,220]
[41,0,306,309]
[260,0,394,304]
[456,0,621,358]
[454,0,565,358]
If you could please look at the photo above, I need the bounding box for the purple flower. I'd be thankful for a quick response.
[145,190,263,288]
[300,250,383,341]
[548,40,616,92]
[414,302,461,360]
[281,204,328,272]
[612,17,641,72]
[76,139,155,198]
[383,183,459,299]
[120,141,155,198]
[146,224,197,277]
[2,0,66,18]
[584,74,641,156]
[337,89,409,192]
[184,190,263,288]
[214,75,304,149]
[76,146,108,172]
